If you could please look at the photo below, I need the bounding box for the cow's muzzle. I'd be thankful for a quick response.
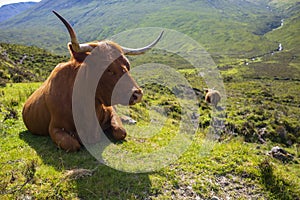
[130,88,143,105]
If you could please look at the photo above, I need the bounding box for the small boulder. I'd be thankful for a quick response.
[120,115,137,125]
[268,146,294,163]
[211,196,220,200]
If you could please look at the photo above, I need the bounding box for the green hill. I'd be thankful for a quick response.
[0,43,66,86]
[0,2,38,23]
[0,0,299,59]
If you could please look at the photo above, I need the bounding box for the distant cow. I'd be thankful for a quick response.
[22,11,163,152]
[204,88,221,108]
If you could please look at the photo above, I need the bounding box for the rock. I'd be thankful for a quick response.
[195,196,202,200]
[257,128,267,144]
[120,115,137,125]
[191,112,200,120]
[65,168,94,179]
[268,146,294,163]
[211,196,220,200]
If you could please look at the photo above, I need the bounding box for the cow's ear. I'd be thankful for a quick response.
[68,43,89,63]
[68,43,75,55]
[68,43,79,60]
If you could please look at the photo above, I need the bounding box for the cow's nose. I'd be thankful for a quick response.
[132,89,143,104]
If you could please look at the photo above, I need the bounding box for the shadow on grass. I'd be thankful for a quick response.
[259,159,298,200]
[19,130,152,199]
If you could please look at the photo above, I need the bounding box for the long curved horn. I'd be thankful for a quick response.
[52,10,93,52]
[121,31,164,55]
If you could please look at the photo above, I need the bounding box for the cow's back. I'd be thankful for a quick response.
[22,82,51,135]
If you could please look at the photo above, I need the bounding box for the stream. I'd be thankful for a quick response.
[246,18,284,63]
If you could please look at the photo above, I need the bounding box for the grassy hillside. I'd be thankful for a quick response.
[0,77,300,198]
[0,43,67,86]
[0,42,299,199]
[0,0,298,58]
[0,79,299,199]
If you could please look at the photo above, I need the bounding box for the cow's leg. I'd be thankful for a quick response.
[109,108,127,140]
[49,125,81,152]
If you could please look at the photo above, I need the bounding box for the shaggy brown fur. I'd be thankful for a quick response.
[205,89,221,107]
[22,41,143,152]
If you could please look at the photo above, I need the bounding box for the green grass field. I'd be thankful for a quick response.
[0,75,299,199]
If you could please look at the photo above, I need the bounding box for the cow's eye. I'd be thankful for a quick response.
[107,69,115,75]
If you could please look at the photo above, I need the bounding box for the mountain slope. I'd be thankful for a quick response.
[0,43,66,86]
[0,2,38,23]
[0,0,297,58]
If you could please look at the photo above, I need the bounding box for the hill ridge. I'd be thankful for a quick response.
[0,2,38,23]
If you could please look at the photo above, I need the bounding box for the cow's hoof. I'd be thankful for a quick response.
[57,137,81,152]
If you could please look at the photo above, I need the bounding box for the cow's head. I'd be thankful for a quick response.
[53,11,163,106]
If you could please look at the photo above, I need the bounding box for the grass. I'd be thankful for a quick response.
[0,74,299,199]
[0,43,67,85]
[0,38,299,200]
